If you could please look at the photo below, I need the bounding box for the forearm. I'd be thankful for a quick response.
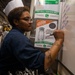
[44,39,63,70]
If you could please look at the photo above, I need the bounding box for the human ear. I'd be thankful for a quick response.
[13,19,19,26]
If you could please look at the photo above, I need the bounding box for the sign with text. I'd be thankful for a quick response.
[45,0,59,4]
[34,19,58,48]
[35,5,59,19]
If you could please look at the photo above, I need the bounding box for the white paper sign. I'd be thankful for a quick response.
[34,19,58,48]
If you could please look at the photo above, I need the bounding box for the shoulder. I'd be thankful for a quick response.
[8,29,30,43]
[8,29,26,39]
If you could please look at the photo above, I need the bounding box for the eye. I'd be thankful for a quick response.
[20,17,32,21]
[23,18,30,21]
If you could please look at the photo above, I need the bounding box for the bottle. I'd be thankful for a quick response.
[38,27,44,41]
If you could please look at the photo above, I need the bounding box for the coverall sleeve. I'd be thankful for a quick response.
[11,34,45,72]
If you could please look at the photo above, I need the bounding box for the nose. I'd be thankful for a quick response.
[29,20,33,24]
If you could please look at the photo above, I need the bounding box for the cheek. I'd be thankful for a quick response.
[21,21,28,27]
[19,21,31,31]
[24,23,29,28]
[21,22,29,30]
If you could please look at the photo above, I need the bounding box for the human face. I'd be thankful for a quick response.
[15,11,32,32]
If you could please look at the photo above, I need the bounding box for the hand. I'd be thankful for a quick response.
[53,30,64,42]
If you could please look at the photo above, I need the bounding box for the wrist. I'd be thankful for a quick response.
[54,39,63,47]
[56,39,64,43]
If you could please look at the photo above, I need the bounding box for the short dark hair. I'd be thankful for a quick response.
[7,6,29,27]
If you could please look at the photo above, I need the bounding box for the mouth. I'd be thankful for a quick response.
[28,26,31,28]
[28,25,32,27]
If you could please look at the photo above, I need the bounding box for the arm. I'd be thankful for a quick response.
[44,30,64,71]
